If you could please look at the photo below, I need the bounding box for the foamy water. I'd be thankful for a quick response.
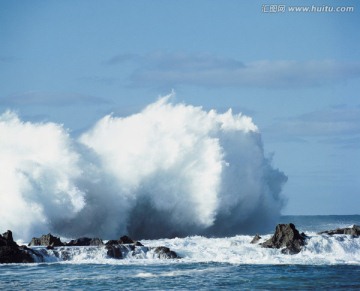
[2,216,360,290]
[22,231,360,266]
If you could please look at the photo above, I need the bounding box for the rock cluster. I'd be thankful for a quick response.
[318,225,360,236]
[2,223,359,263]
[28,233,64,247]
[0,230,34,263]
[66,237,104,246]
[252,223,360,255]
[250,223,307,255]
[105,235,145,259]
[260,223,307,254]
[1,230,180,263]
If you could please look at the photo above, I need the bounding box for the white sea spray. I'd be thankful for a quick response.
[0,93,287,240]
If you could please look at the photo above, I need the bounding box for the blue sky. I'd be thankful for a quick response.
[1,0,359,214]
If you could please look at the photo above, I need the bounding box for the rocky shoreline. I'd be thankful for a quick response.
[0,231,179,263]
[251,223,360,254]
[1,224,359,264]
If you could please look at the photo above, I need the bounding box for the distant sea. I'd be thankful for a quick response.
[1,215,360,290]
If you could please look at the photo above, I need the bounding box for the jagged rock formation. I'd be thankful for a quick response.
[105,235,147,259]
[261,223,307,254]
[28,233,64,247]
[250,234,262,244]
[105,235,143,246]
[318,225,360,236]
[119,235,135,244]
[0,230,34,263]
[0,229,181,264]
[66,237,104,246]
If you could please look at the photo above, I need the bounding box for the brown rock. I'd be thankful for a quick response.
[261,223,306,255]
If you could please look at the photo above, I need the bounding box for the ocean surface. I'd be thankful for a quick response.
[1,215,360,290]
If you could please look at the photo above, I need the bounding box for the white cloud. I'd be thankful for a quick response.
[106,52,360,89]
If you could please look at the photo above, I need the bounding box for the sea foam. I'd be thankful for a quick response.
[27,233,360,265]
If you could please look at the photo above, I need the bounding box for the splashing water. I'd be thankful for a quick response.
[0,94,287,240]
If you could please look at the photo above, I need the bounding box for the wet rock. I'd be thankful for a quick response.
[105,239,120,246]
[250,234,261,244]
[135,241,144,247]
[2,230,179,262]
[105,236,135,259]
[105,238,179,260]
[261,223,306,255]
[0,230,34,263]
[0,246,34,263]
[28,233,64,247]
[55,248,71,261]
[0,230,17,247]
[66,237,91,246]
[119,235,134,244]
[318,225,360,237]
[106,245,124,259]
[67,237,104,246]
[152,246,179,259]
[1,230,15,244]
[105,235,141,247]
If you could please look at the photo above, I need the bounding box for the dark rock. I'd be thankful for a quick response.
[153,246,179,259]
[301,232,308,238]
[106,245,123,259]
[105,235,139,246]
[28,233,64,247]
[67,237,91,246]
[0,230,34,263]
[261,223,306,255]
[119,235,134,244]
[105,239,120,246]
[0,246,34,263]
[0,230,17,247]
[250,234,261,244]
[56,248,71,261]
[2,230,14,243]
[318,225,360,237]
[104,235,151,259]
[104,235,178,259]
[66,237,104,246]
[135,241,144,247]
[1,230,179,262]
[106,243,148,259]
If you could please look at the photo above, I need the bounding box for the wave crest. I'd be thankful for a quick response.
[0,94,287,240]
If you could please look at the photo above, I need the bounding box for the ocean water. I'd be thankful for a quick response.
[1,215,360,290]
